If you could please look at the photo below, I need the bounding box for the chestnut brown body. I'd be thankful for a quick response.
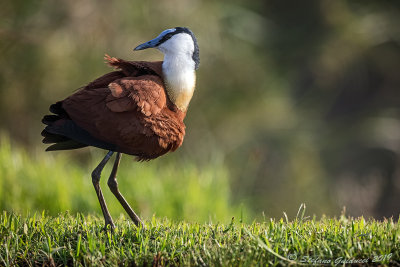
[42,55,186,161]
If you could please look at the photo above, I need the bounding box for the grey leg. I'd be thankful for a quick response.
[92,151,115,229]
[107,152,144,227]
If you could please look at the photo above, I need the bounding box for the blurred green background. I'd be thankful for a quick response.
[1,0,400,222]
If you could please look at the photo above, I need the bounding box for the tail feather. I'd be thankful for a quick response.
[42,101,88,151]
[46,140,87,151]
[42,115,61,125]
[49,102,69,118]
[42,101,116,152]
[41,130,69,144]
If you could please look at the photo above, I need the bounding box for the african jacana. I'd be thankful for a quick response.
[42,27,199,229]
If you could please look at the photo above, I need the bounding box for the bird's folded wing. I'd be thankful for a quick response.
[105,75,166,116]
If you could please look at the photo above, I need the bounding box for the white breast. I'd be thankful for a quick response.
[163,68,196,110]
[162,56,196,110]
[159,33,197,111]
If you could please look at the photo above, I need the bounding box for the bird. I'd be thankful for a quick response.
[41,27,200,229]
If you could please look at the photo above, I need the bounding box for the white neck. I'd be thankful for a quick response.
[162,52,196,111]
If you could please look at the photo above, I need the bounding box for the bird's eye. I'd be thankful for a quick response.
[158,33,175,45]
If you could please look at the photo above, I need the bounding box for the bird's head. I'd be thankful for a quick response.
[134,27,200,70]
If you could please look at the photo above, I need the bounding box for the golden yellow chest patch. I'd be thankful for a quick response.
[165,72,196,111]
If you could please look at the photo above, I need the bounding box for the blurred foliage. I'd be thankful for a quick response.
[0,134,241,222]
[1,0,400,219]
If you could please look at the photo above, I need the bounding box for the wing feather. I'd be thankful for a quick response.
[105,75,166,116]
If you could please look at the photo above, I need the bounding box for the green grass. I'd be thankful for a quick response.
[0,209,399,266]
[1,136,399,265]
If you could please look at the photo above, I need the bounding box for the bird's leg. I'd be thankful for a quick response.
[92,151,115,230]
[107,152,144,228]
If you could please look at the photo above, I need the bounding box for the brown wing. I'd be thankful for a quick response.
[43,56,185,160]
[62,79,167,158]
[106,75,166,116]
